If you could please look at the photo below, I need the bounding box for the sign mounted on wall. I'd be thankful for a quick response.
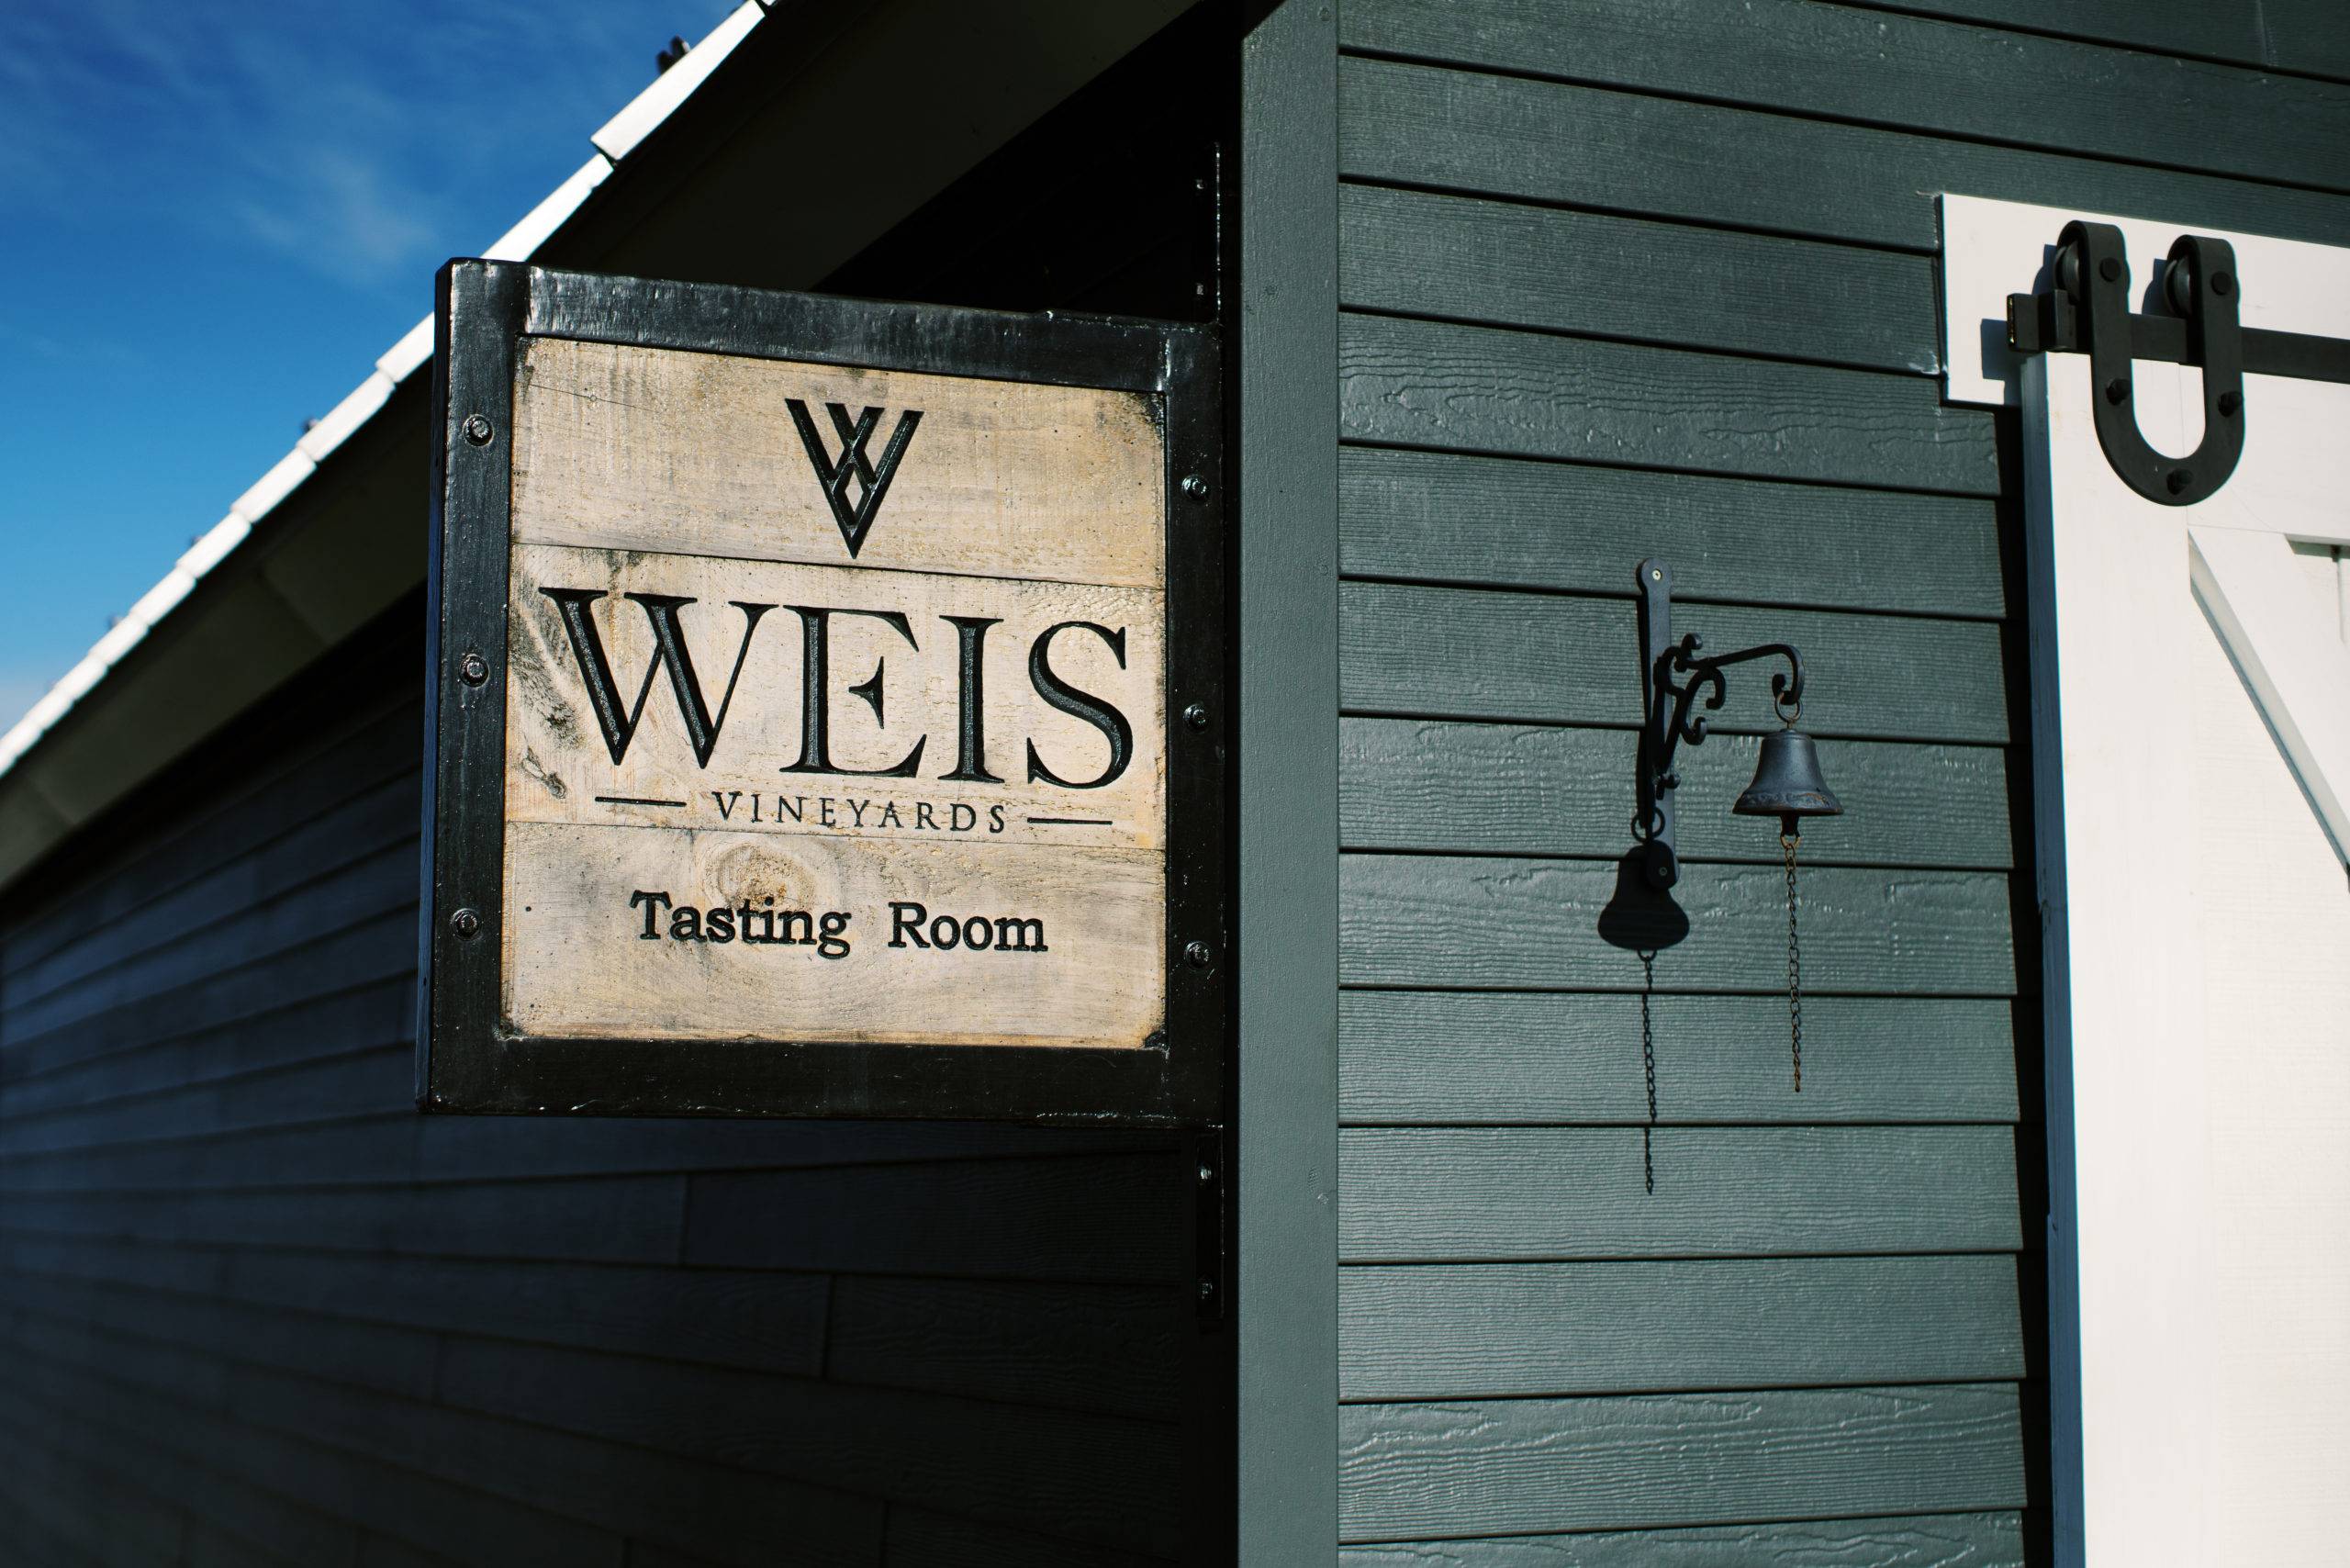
[419,262,1225,1121]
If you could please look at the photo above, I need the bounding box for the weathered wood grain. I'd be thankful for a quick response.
[511,337,1165,588]
[1341,855,2017,994]
[1342,313,1999,495]
[1337,1509,2023,1567]
[1339,990,2018,1125]
[1339,1126,2020,1260]
[1341,0,2350,192]
[506,541,1163,846]
[502,539,1168,1049]
[1341,184,1941,375]
[1338,447,2004,617]
[1339,57,2350,254]
[504,820,1163,1047]
[1341,583,2010,743]
[1341,719,2012,867]
[1338,1383,2025,1538]
[1339,1256,2022,1399]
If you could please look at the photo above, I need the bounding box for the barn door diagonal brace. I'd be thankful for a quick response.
[2007,218,2350,506]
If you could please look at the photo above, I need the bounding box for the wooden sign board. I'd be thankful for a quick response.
[420,263,1224,1121]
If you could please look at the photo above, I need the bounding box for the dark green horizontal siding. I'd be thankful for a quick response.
[1340,1383,2026,1539]
[1338,447,2006,616]
[1340,1126,2021,1260]
[1340,1510,2025,1566]
[1340,991,2018,1125]
[1341,185,1942,375]
[1336,2,2349,1553]
[1342,0,2350,191]
[1342,313,1999,492]
[1342,720,2012,866]
[1341,57,2350,252]
[1342,855,2016,993]
[1341,1256,2023,1399]
[1341,583,2010,741]
[1308,2,2315,1546]
[1831,0,2347,82]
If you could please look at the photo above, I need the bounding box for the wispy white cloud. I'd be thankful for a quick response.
[231,148,438,281]
[0,0,739,709]
[0,0,736,284]
[0,316,148,367]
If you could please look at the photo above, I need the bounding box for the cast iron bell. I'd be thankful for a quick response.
[1733,728,1842,836]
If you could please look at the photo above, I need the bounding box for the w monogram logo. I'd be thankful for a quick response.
[788,398,922,558]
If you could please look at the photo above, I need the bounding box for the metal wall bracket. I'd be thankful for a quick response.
[1635,559,1807,891]
[2007,219,2350,506]
[1193,1132,1226,1324]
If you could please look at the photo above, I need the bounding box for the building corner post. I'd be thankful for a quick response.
[1236,1,1339,1564]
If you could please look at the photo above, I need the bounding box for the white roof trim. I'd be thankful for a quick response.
[229,449,318,523]
[297,370,396,463]
[592,2,766,162]
[376,316,435,383]
[485,152,616,262]
[0,2,767,788]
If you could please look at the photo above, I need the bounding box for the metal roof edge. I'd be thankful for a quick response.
[592,1,768,162]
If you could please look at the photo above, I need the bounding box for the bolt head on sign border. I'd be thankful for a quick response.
[420,262,1225,1122]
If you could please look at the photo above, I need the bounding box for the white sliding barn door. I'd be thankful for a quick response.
[1951,196,2350,1566]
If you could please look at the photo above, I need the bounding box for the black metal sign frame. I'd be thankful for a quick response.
[420,261,1225,1123]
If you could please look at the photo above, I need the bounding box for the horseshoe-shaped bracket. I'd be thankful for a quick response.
[2006,221,2244,506]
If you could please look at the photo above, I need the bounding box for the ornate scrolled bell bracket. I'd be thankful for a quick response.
[1634,559,1834,891]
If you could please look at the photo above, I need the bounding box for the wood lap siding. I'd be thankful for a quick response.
[0,608,1193,1568]
[1335,0,2349,1559]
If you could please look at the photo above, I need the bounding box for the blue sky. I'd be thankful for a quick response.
[0,0,737,730]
